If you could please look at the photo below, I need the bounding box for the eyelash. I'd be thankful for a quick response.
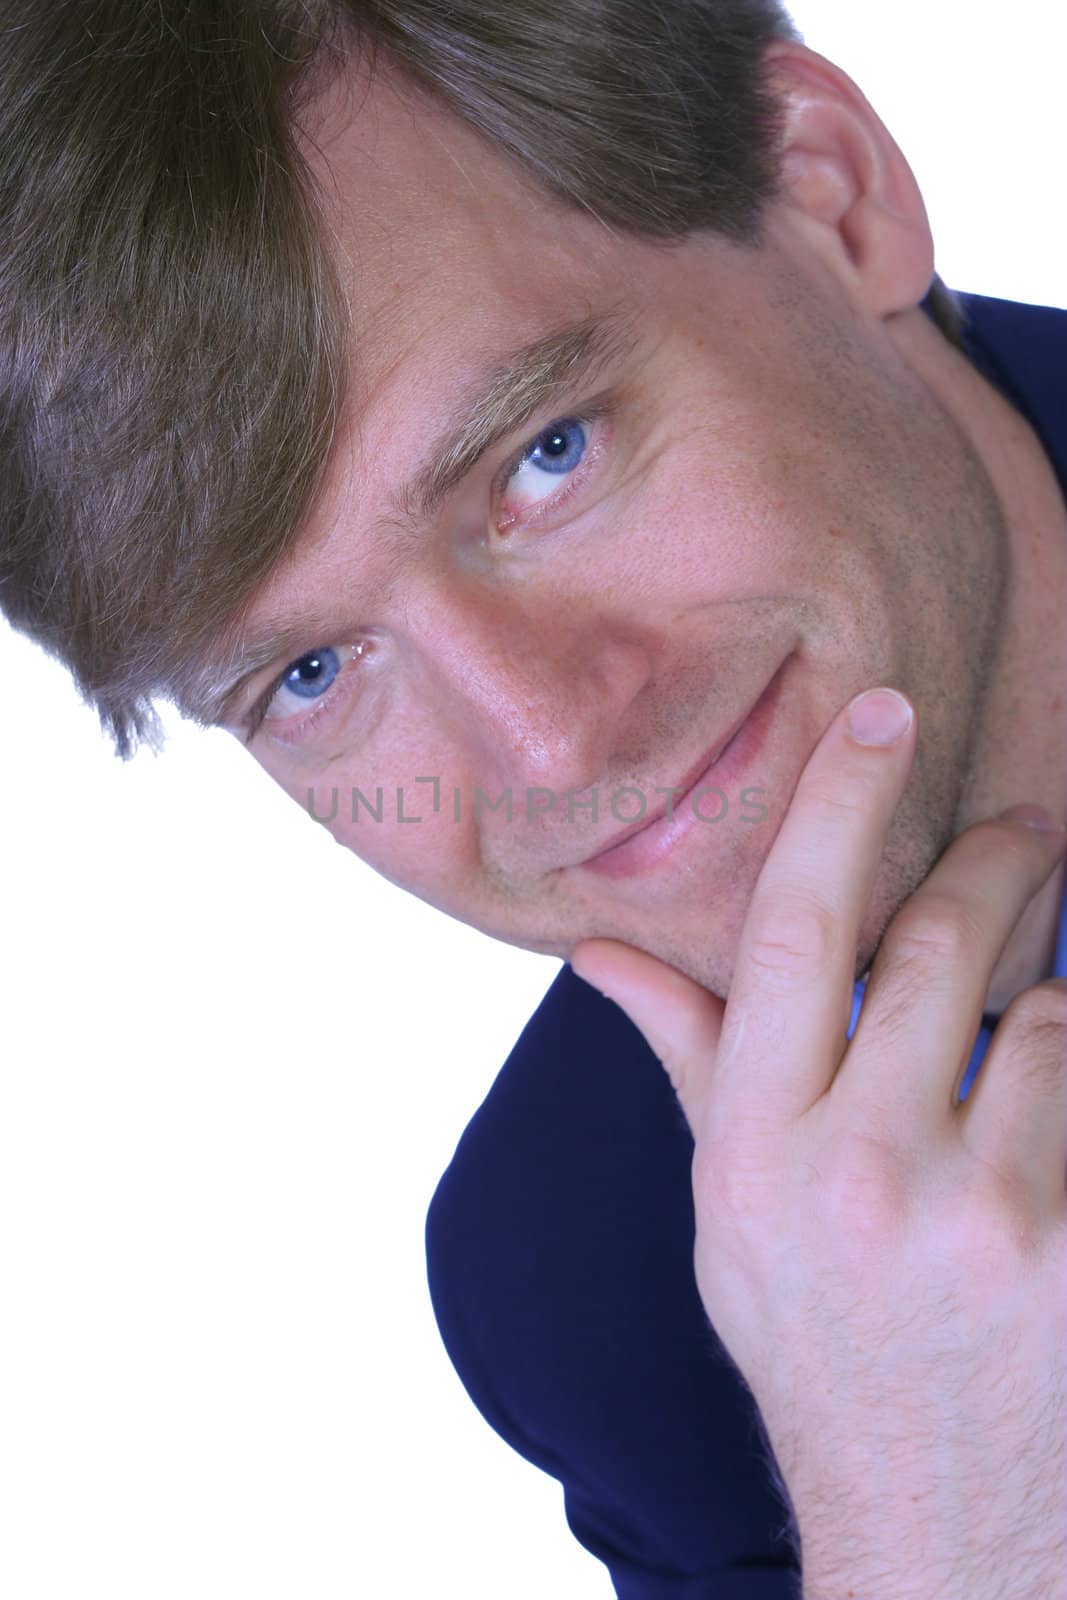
[243,647,363,747]
[245,404,613,746]
[491,404,610,534]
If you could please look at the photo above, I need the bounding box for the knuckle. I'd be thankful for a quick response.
[883,895,987,971]
[822,1132,911,1239]
[693,1138,777,1224]
[806,775,879,823]
[973,815,1058,877]
[999,979,1067,1039]
[746,890,837,978]
[994,981,1066,1101]
[937,1173,1037,1271]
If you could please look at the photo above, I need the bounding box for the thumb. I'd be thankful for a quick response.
[569,938,725,1138]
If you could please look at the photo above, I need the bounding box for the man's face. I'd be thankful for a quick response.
[224,58,1006,999]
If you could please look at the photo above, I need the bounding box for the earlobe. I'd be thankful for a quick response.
[763,42,935,319]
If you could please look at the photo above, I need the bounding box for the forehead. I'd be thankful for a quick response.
[237,55,660,608]
[297,55,630,380]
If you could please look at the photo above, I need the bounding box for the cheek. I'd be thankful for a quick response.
[295,767,485,901]
[636,432,813,602]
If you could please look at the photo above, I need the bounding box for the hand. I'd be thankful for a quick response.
[570,687,1066,1600]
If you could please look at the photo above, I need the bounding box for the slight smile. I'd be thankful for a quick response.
[576,655,791,879]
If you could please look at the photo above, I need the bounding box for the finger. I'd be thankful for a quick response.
[709,686,916,1137]
[959,976,1067,1203]
[569,938,725,1133]
[837,811,1066,1130]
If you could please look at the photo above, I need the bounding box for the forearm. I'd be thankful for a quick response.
[790,1438,1066,1600]
[798,1517,1065,1600]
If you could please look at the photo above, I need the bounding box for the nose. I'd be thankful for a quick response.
[398,577,653,795]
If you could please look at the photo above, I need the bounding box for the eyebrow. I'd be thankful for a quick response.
[398,310,637,523]
[191,310,640,731]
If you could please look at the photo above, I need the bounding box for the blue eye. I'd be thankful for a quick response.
[505,417,590,513]
[264,645,341,720]
[526,419,587,475]
[284,647,340,698]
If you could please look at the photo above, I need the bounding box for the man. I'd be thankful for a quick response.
[2,3,1064,1595]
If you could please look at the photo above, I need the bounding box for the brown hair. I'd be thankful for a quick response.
[0,1,965,757]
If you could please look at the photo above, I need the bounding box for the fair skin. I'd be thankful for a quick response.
[571,711,1066,1597]
[214,39,1067,1595]
[219,43,1066,1018]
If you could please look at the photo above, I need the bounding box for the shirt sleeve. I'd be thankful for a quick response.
[423,964,803,1598]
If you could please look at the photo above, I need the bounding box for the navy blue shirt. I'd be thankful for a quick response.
[425,290,1067,1598]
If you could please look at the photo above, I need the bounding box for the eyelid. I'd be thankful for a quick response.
[492,402,611,519]
[492,404,612,535]
[243,642,361,746]
[497,401,608,485]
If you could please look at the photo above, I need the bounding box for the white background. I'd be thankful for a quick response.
[1,4,1063,1595]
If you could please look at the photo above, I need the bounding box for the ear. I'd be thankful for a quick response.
[762,41,935,318]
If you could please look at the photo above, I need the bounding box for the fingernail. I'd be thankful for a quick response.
[998,803,1067,834]
[847,688,913,746]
